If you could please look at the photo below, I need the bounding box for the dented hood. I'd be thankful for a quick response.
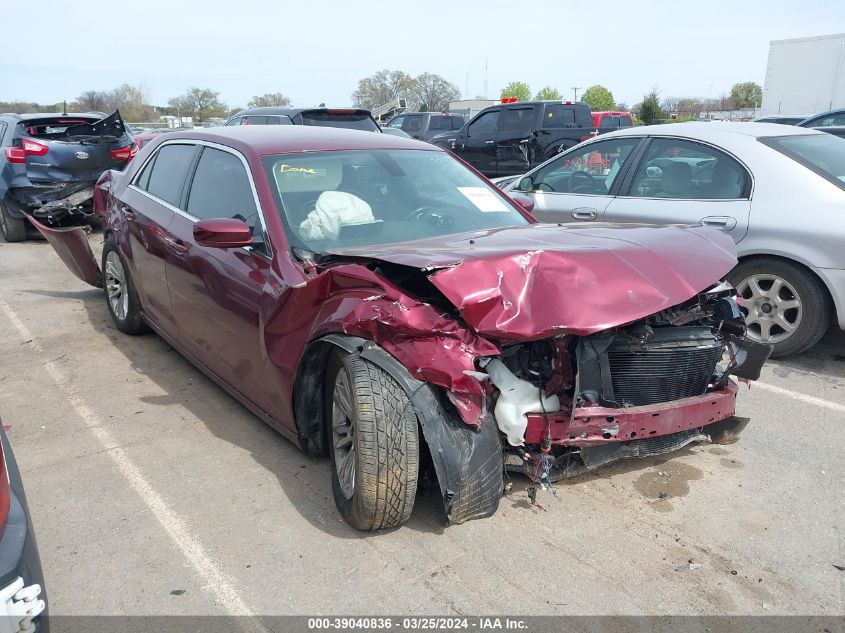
[329,223,737,340]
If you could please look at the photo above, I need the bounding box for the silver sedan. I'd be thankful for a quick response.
[502,122,845,357]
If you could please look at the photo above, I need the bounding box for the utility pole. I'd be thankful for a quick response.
[484,58,488,99]
[571,86,581,101]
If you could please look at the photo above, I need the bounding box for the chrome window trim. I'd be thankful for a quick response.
[128,138,273,258]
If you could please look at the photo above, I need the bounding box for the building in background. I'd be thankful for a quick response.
[762,33,845,117]
[447,99,498,120]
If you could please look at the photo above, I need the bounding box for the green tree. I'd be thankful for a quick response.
[352,70,417,110]
[534,86,563,100]
[413,73,461,112]
[638,89,665,125]
[500,81,532,102]
[169,87,227,123]
[247,93,291,108]
[581,85,615,111]
[729,81,763,109]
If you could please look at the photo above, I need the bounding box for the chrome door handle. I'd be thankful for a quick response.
[571,207,598,220]
[700,216,737,230]
[485,140,496,145]
[164,236,188,254]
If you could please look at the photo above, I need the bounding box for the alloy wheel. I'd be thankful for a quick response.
[735,273,802,344]
[332,367,356,500]
[104,251,129,321]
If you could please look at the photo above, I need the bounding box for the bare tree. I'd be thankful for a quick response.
[169,87,227,123]
[247,93,292,108]
[352,70,417,110]
[413,73,460,112]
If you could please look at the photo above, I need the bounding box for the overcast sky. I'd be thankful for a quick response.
[2,0,843,110]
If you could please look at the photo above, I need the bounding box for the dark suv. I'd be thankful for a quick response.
[225,107,380,131]
[0,110,136,241]
[384,112,465,141]
[429,101,597,176]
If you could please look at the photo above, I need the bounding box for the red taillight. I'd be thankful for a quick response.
[3,147,25,163]
[501,97,518,104]
[21,139,48,156]
[0,441,10,532]
[111,144,138,161]
[4,139,48,164]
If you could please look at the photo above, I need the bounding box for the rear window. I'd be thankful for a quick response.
[428,116,463,131]
[542,105,576,128]
[21,117,99,139]
[142,144,196,206]
[298,110,379,132]
[761,134,845,191]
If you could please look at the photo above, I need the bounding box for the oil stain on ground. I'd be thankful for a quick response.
[633,462,703,512]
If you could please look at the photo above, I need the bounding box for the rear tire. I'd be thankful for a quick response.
[326,350,419,531]
[0,200,27,243]
[729,257,830,358]
[101,236,148,335]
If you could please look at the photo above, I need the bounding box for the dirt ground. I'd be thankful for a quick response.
[0,231,843,616]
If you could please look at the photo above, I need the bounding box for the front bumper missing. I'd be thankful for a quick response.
[524,382,739,447]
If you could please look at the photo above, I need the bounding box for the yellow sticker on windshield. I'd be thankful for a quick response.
[279,164,317,174]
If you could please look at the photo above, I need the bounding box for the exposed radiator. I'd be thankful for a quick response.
[606,327,722,407]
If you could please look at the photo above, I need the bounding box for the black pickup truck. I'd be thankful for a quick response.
[429,100,597,176]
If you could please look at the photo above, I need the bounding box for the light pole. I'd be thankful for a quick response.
[571,86,581,101]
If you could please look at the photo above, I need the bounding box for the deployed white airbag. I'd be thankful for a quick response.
[299,191,374,241]
[482,358,561,446]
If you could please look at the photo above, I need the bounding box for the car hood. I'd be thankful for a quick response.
[328,223,737,340]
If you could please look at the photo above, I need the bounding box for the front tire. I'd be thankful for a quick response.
[0,200,27,242]
[326,350,419,531]
[729,258,830,358]
[101,237,148,335]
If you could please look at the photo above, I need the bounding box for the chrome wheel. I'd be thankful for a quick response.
[104,251,129,321]
[736,273,802,344]
[332,367,356,500]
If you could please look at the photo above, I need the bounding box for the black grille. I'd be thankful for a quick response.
[607,327,722,407]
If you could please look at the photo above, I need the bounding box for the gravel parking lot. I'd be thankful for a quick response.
[0,231,842,617]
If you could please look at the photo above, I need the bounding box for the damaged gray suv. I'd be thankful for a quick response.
[0,110,136,241]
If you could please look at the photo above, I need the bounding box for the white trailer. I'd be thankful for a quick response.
[761,33,845,117]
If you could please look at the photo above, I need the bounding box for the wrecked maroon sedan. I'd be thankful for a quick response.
[30,126,770,530]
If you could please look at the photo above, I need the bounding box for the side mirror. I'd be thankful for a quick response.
[517,176,534,192]
[509,193,535,215]
[193,218,253,248]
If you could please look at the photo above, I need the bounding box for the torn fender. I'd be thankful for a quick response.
[321,334,503,525]
[330,223,738,341]
[25,214,101,287]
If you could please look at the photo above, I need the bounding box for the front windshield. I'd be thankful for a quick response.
[262,149,529,252]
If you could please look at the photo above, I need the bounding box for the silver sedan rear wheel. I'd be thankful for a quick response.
[735,273,802,345]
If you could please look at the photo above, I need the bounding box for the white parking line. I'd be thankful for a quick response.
[0,299,265,629]
[750,381,845,414]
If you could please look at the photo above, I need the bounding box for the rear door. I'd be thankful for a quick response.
[514,136,644,223]
[164,143,275,411]
[604,137,752,243]
[496,105,538,176]
[459,108,500,175]
[124,142,198,336]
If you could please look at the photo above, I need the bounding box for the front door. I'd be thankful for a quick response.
[496,105,537,176]
[605,137,752,243]
[513,137,643,223]
[458,108,500,175]
[164,145,275,412]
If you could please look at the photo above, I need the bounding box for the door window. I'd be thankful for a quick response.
[225,117,242,126]
[142,144,196,206]
[524,138,641,194]
[807,113,845,127]
[467,110,499,136]
[627,139,749,200]
[186,147,265,248]
[542,105,576,128]
[500,107,535,132]
[404,115,424,133]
